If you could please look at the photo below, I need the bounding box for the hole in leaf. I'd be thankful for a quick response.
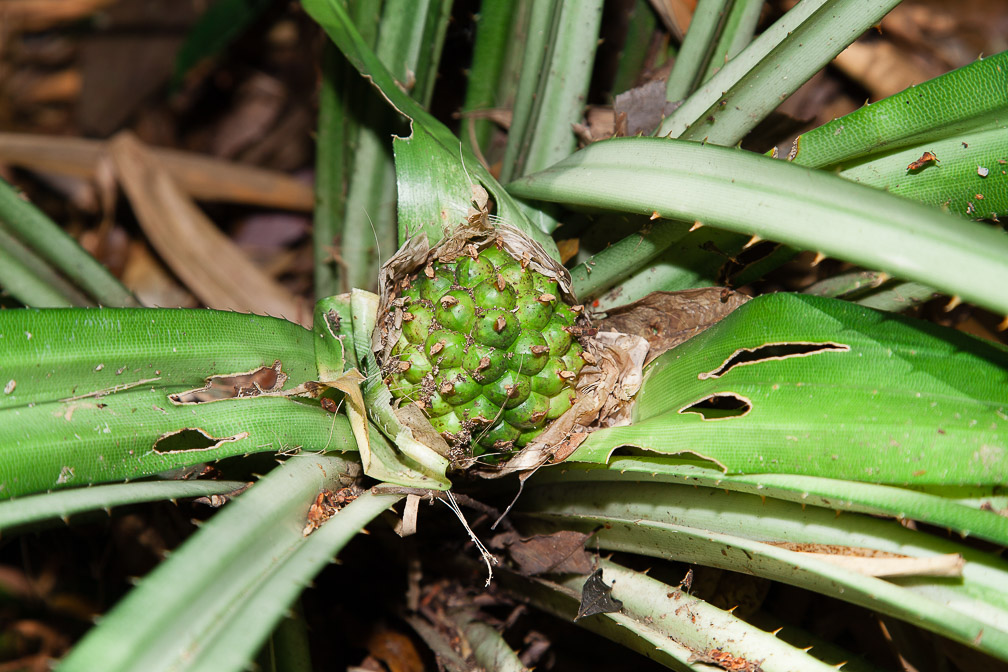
[607,446,729,472]
[171,360,286,403]
[153,428,249,454]
[679,393,751,420]
[699,342,849,380]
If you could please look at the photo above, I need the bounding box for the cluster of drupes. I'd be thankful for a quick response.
[386,244,586,454]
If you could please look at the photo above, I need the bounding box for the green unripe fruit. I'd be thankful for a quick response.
[476,310,519,349]
[386,243,586,453]
[455,255,495,286]
[507,330,550,375]
[401,303,434,344]
[473,279,516,311]
[435,290,476,333]
[424,329,466,368]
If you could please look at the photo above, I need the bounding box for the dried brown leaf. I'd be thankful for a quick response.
[575,569,623,622]
[109,131,308,324]
[0,132,314,211]
[494,530,593,576]
[613,79,681,136]
[600,288,749,365]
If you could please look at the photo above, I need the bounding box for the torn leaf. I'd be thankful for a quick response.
[170,360,287,403]
[313,294,353,382]
[152,428,249,454]
[575,569,623,621]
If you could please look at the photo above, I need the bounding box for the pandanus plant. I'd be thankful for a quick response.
[1,1,1007,670]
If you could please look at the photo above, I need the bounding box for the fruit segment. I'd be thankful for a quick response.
[385,243,585,454]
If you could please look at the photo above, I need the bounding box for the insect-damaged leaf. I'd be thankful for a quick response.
[574,569,623,622]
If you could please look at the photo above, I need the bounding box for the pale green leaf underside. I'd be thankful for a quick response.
[519,480,1008,661]
[531,461,1008,547]
[57,453,401,672]
[507,137,1008,316]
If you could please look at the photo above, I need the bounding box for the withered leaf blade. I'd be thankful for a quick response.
[504,531,593,576]
[599,288,749,365]
[613,79,682,136]
[574,569,623,622]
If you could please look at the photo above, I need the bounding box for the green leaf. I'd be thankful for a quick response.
[659,0,900,144]
[313,294,353,382]
[57,453,403,672]
[498,0,556,184]
[497,561,849,671]
[573,293,1008,486]
[507,136,1008,316]
[610,0,657,95]
[0,223,90,307]
[348,289,451,489]
[313,43,352,299]
[303,0,560,257]
[585,227,752,309]
[0,178,138,307]
[381,0,454,109]
[531,461,1008,547]
[393,125,484,246]
[0,479,247,535]
[700,0,763,83]
[0,307,316,411]
[0,307,347,498]
[460,0,519,156]
[855,281,937,312]
[0,386,350,498]
[568,219,693,301]
[503,0,604,181]
[664,0,731,103]
[450,611,529,672]
[789,51,1008,170]
[592,559,847,671]
[518,479,1008,662]
[838,127,1008,219]
[172,0,274,90]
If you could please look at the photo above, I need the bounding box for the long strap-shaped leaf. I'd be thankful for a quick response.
[57,453,402,672]
[1,308,317,410]
[0,479,247,535]
[507,137,1008,315]
[517,480,1008,661]
[530,460,1008,547]
[790,50,1008,170]
[0,307,336,498]
[302,0,560,257]
[496,559,861,671]
[0,179,139,307]
[573,293,1008,486]
[658,0,900,143]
